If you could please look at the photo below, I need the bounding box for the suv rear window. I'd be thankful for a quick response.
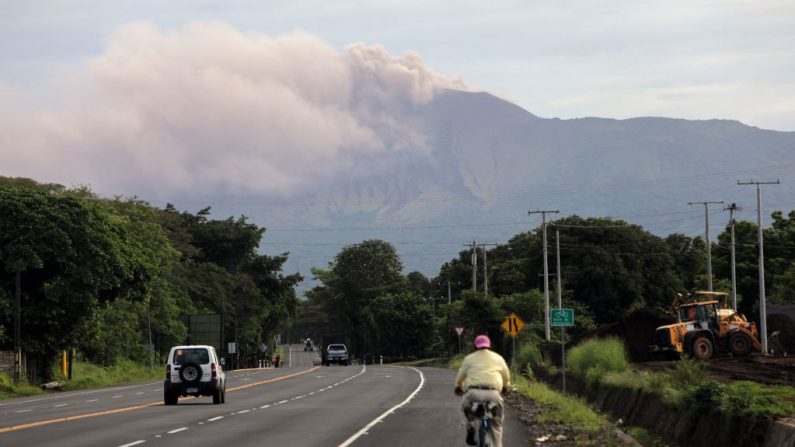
[328,345,346,352]
[173,348,210,365]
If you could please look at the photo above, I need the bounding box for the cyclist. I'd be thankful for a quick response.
[455,334,511,446]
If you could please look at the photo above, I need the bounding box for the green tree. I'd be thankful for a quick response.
[371,292,433,359]
[0,188,157,380]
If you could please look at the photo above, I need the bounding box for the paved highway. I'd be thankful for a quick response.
[0,345,528,446]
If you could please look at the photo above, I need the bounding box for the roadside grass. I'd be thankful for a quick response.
[54,358,162,391]
[0,372,43,399]
[513,374,607,434]
[566,338,795,420]
[448,353,465,369]
[566,337,630,388]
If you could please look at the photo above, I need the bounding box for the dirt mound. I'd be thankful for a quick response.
[767,313,795,355]
[583,309,675,362]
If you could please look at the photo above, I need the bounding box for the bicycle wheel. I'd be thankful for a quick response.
[478,420,491,447]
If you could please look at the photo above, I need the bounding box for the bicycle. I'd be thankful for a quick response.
[466,400,499,447]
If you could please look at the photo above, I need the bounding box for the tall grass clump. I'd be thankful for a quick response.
[0,372,42,399]
[57,358,162,391]
[567,337,630,386]
[667,356,706,387]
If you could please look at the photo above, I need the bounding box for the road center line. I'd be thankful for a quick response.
[337,367,425,447]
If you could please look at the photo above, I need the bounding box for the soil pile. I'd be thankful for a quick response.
[767,313,795,355]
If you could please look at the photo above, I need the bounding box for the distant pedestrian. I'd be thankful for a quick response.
[274,354,281,368]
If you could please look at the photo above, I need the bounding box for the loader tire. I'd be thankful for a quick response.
[729,332,753,356]
[691,337,714,360]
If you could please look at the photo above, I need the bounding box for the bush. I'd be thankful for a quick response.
[567,337,630,386]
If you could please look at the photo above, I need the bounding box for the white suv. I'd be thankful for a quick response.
[164,345,226,405]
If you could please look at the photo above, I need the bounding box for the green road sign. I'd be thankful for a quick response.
[550,308,574,327]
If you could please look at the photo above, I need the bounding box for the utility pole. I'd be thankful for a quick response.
[725,203,740,311]
[556,229,566,394]
[447,280,451,304]
[482,244,489,296]
[147,300,154,371]
[478,243,498,296]
[529,209,559,341]
[738,179,780,355]
[688,200,724,291]
[465,241,478,292]
[556,230,562,308]
[14,271,21,384]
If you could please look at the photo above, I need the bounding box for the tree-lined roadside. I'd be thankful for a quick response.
[1,177,300,384]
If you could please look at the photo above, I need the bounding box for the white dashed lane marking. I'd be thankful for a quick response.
[84,399,98,403]
[53,403,68,408]
[208,416,224,422]
[15,409,32,413]
[167,427,188,434]
[119,440,146,447]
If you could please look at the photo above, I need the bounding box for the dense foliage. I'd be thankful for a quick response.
[0,178,300,380]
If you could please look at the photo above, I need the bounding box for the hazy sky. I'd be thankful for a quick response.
[2,0,794,131]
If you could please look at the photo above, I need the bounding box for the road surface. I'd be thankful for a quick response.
[0,345,528,446]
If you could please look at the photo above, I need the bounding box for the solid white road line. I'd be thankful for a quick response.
[167,427,188,434]
[337,367,425,447]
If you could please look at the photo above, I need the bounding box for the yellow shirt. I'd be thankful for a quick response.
[455,348,511,391]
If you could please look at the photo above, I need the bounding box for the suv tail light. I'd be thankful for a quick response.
[166,364,171,379]
[211,363,217,378]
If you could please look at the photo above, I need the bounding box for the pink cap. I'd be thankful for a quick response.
[474,334,491,349]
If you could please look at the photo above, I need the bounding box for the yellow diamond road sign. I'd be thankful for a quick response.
[501,313,525,337]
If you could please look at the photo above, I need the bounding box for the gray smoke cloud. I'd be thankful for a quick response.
[1,21,469,196]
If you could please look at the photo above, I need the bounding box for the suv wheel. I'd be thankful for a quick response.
[179,362,203,384]
[213,389,222,404]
